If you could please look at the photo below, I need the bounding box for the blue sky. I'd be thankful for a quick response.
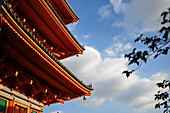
[43,0,170,113]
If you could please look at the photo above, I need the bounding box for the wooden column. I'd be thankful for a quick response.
[27,107,31,113]
[27,101,31,113]
[7,100,14,113]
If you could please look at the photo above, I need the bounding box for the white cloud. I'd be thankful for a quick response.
[66,22,78,31]
[104,48,116,57]
[104,42,132,57]
[98,5,113,20]
[111,0,170,33]
[61,46,168,111]
[83,33,90,39]
[98,0,170,33]
[62,46,102,83]
[110,0,122,13]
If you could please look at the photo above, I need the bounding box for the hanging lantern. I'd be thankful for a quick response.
[15,71,18,76]
[23,18,26,22]
[55,95,57,98]
[45,89,48,93]
[30,80,33,85]
[83,96,86,100]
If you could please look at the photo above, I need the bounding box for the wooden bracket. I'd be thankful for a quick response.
[58,90,64,97]
[9,0,19,9]
[52,52,60,57]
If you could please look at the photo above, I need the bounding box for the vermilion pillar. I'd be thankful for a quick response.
[7,100,14,113]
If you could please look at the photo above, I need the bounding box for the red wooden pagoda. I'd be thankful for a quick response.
[0,0,93,113]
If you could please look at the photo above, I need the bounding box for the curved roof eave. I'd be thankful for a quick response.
[1,3,92,94]
[15,0,84,57]
[45,0,84,50]
[50,0,79,24]
[63,0,79,21]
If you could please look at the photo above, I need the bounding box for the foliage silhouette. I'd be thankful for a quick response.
[155,80,170,113]
[123,7,170,113]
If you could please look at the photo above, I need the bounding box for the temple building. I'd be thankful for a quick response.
[0,0,93,113]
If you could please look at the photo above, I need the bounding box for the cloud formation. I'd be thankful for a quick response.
[110,0,122,13]
[61,46,168,111]
[66,22,78,31]
[98,4,113,20]
[83,33,90,40]
[104,42,132,57]
[99,0,170,33]
[114,0,170,33]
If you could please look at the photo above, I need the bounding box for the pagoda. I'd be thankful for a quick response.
[0,0,93,113]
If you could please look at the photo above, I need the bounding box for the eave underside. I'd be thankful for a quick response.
[0,3,92,105]
[13,0,84,59]
[48,0,79,25]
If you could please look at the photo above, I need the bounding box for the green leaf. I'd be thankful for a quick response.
[163,31,169,41]
[161,19,168,24]
[136,51,142,59]
[155,103,160,109]
[140,34,143,38]
[143,51,149,55]
[122,71,131,78]
[159,27,166,33]
[124,54,129,58]
[154,38,161,43]
[134,60,140,65]
[154,54,159,59]
[162,49,168,55]
[141,57,147,63]
[161,12,168,21]
[134,37,140,43]
[128,60,133,65]
[158,49,163,52]
[133,48,136,52]
[144,37,152,45]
